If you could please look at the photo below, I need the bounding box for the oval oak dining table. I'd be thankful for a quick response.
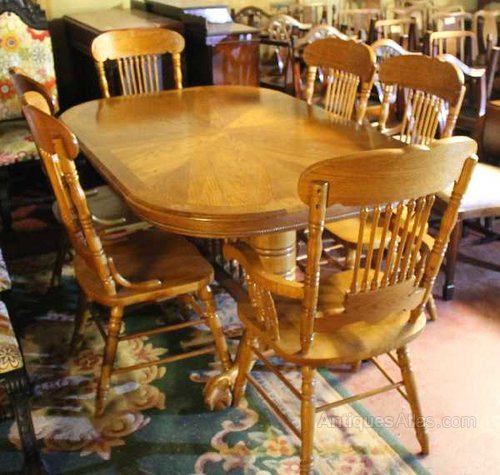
[61,85,398,280]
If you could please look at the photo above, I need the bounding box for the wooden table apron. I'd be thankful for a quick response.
[61,86,399,278]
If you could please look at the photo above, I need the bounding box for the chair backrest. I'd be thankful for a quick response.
[371,17,416,45]
[337,8,381,36]
[91,28,185,98]
[370,39,419,102]
[428,30,477,65]
[233,6,271,28]
[22,105,116,296]
[0,0,57,121]
[294,25,349,50]
[267,14,307,41]
[431,11,472,33]
[303,37,376,123]
[387,0,432,40]
[438,54,487,118]
[296,137,477,350]
[431,5,465,15]
[391,4,429,38]
[371,38,417,61]
[9,67,56,115]
[378,54,465,144]
[287,4,306,23]
[473,10,499,51]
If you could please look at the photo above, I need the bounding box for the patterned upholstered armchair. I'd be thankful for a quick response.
[0,248,42,473]
[0,0,58,230]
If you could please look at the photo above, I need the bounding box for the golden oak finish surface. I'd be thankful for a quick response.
[61,86,398,238]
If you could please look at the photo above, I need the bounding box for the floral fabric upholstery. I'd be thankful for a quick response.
[0,247,19,375]
[0,300,23,375]
[0,11,57,121]
[0,120,37,166]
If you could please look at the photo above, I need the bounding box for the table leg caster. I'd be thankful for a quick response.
[203,366,238,411]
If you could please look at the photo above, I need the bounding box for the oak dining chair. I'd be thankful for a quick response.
[324,55,465,319]
[436,100,500,300]
[225,137,477,474]
[22,105,232,416]
[377,54,465,145]
[437,54,488,133]
[260,15,300,93]
[368,39,420,119]
[337,8,381,39]
[9,68,139,288]
[303,37,377,124]
[473,9,499,55]
[368,18,417,50]
[91,28,185,98]
[427,30,478,66]
[391,4,429,41]
[431,11,472,34]
[292,25,350,98]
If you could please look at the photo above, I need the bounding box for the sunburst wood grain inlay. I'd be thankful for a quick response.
[61,86,399,238]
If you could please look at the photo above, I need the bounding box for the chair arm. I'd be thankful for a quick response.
[107,257,162,291]
[91,215,127,227]
[223,242,304,300]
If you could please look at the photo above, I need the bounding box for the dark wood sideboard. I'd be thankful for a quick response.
[138,1,260,87]
[64,8,184,103]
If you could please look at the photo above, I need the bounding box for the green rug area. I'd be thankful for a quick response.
[0,255,429,474]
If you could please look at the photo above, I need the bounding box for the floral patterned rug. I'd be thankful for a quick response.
[0,254,428,474]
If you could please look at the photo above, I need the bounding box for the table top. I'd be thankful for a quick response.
[64,9,175,33]
[61,86,398,238]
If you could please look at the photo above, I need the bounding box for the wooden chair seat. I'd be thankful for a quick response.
[325,212,433,253]
[437,162,500,217]
[75,228,213,307]
[325,217,390,248]
[237,268,427,365]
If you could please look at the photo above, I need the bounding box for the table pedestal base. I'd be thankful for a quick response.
[248,231,297,280]
[204,230,298,410]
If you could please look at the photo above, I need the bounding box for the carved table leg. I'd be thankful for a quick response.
[3,369,44,474]
[204,231,297,410]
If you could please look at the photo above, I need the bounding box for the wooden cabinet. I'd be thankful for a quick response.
[141,2,260,87]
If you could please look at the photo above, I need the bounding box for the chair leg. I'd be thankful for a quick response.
[300,365,316,475]
[350,361,362,372]
[232,331,256,406]
[443,220,462,301]
[69,289,91,356]
[4,370,44,474]
[95,306,123,417]
[397,346,429,455]
[426,295,438,321]
[198,285,232,372]
[345,248,356,269]
[50,233,69,289]
[0,166,12,232]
